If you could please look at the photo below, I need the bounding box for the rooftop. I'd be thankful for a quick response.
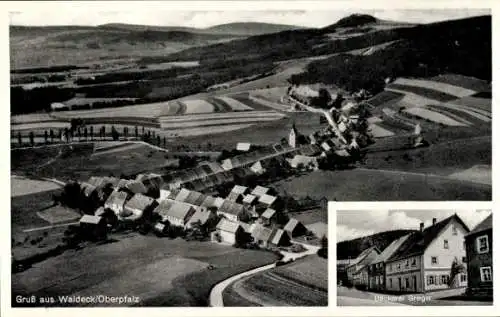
[216,218,241,233]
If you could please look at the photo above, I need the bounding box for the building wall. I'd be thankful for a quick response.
[219,230,236,244]
[386,255,423,292]
[220,212,238,222]
[466,230,493,296]
[368,262,386,290]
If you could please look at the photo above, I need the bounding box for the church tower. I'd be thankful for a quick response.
[289,123,298,148]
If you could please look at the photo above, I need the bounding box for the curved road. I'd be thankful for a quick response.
[209,244,320,307]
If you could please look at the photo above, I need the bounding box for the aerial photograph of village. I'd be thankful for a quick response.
[10,4,490,308]
[337,208,493,306]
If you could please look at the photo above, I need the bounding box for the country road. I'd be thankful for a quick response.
[209,243,320,307]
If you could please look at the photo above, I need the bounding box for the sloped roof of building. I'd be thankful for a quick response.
[349,245,380,267]
[371,234,412,264]
[388,214,470,262]
[250,161,265,174]
[95,207,106,217]
[214,197,225,208]
[125,193,154,212]
[116,178,130,189]
[174,188,191,202]
[216,218,241,233]
[154,199,176,218]
[251,185,270,197]
[184,190,206,206]
[467,213,492,236]
[219,200,245,216]
[231,185,248,195]
[242,194,257,204]
[258,194,277,206]
[251,224,273,242]
[261,208,276,220]
[270,228,288,245]
[126,181,147,194]
[80,214,103,225]
[167,201,195,221]
[238,221,252,233]
[237,142,251,152]
[290,155,317,167]
[297,144,322,157]
[227,192,243,202]
[200,195,216,208]
[187,209,211,226]
[283,218,304,233]
[105,190,128,206]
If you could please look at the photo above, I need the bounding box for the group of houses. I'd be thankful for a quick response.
[339,213,493,299]
[77,172,317,250]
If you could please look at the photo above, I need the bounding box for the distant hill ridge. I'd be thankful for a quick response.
[336,229,417,260]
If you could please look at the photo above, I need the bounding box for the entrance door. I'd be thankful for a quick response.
[398,277,402,291]
[412,275,417,292]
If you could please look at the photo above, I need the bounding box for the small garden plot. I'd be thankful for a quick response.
[37,206,81,224]
[250,87,288,103]
[162,124,257,137]
[434,103,491,122]
[215,96,253,111]
[403,107,468,126]
[425,105,487,126]
[430,74,490,92]
[51,102,166,119]
[387,83,457,102]
[11,176,62,197]
[451,96,492,113]
[422,105,472,126]
[393,78,476,97]
[368,124,395,138]
[180,99,215,114]
[230,93,282,111]
[365,91,404,108]
[205,98,233,112]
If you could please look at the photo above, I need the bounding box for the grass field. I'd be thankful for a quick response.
[223,255,327,306]
[403,107,468,126]
[392,78,476,97]
[12,234,280,307]
[11,176,63,197]
[273,168,491,201]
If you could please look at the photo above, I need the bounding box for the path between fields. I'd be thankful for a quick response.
[208,243,320,307]
[356,167,491,187]
[23,222,79,233]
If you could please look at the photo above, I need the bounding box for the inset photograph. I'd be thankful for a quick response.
[336,208,492,306]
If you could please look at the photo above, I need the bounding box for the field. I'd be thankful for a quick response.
[368,123,395,137]
[273,168,491,201]
[403,107,467,126]
[223,255,327,306]
[12,143,170,181]
[11,175,63,197]
[12,234,280,307]
[391,78,476,97]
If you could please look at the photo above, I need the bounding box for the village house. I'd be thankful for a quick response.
[154,200,197,228]
[104,190,128,215]
[212,218,244,245]
[465,213,493,298]
[251,185,271,198]
[260,208,277,226]
[367,234,411,291]
[283,218,307,238]
[217,199,245,222]
[186,208,214,229]
[242,194,258,207]
[125,180,148,195]
[250,161,265,175]
[269,228,291,248]
[236,142,251,152]
[385,214,470,293]
[227,185,248,203]
[288,154,319,170]
[121,193,157,221]
[79,214,107,241]
[251,225,274,248]
[346,246,380,285]
[256,193,279,213]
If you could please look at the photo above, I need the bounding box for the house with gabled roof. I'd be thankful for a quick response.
[251,224,274,248]
[79,214,107,241]
[226,185,248,203]
[346,246,380,285]
[251,185,270,198]
[250,161,265,175]
[121,193,157,222]
[385,214,470,293]
[260,208,277,226]
[242,194,258,206]
[173,188,191,203]
[217,199,245,222]
[154,200,196,228]
[104,190,128,215]
[284,218,307,238]
[186,208,214,229]
[465,213,493,298]
[269,228,291,247]
[367,234,412,291]
[212,219,244,245]
[125,181,148,195]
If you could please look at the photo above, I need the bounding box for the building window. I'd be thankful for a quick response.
[431,256,438,265]
[476,235,489,254]
[405,260,409,268]
[405,278,410,288]
[427,276,435,285]
[462,256,467,263]
[389,264,392,271]
[411,258,417,266]
[452,225,457,235]
[389,278,393,288]
[460,274,467,282]
[480,267,492,282]
[441,275,449,285]
[444,240,449,249]
[397,263,401,270]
